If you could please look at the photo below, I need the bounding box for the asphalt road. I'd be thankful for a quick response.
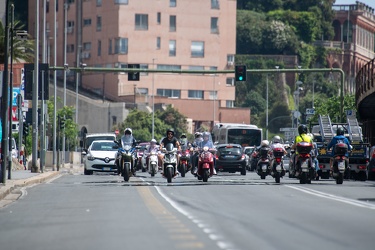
[0,170,374,250]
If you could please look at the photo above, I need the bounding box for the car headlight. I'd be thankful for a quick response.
[87,155,95,161]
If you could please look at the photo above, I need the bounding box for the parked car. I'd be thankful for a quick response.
[82,140,118,175]
[215,144,247,175]
[367,146,375,180]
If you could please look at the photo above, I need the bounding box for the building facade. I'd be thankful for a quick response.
[315,1,375,94]
[28,0,251,132]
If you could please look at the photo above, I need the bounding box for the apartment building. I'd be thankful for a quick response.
[28,0,251,131]
[315,1,375,94]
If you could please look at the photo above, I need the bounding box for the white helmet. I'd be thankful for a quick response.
[150,139,157,144]
[124,128,132,135]
[261,140,269,147]
[273,136,281,143]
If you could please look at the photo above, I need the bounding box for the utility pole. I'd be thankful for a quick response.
[8,4,14,179]
[1,0,10,183]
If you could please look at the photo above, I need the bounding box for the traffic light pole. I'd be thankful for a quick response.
[49,66,345,122]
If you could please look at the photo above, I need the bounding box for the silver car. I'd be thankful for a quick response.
[83,140,118,175]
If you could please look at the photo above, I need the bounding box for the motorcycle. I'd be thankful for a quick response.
[196,146,215,182]
[256,147,271,179]
[250,148,260,172]
[146,150,159,177]
[162,143,178,183]
[178,145,191,177]
[332,143,349,184]
[294,142,315,184]
[270,147,285,183]
[116,137,137,182]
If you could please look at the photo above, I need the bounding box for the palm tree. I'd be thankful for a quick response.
[0,20,34,63]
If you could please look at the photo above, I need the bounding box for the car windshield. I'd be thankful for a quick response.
[91,142,117,151]
[218,146,241,155]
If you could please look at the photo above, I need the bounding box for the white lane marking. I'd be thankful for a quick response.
[285,185,375,210]
[155,186,238,250]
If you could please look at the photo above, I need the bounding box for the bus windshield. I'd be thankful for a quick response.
[227,128,261,147]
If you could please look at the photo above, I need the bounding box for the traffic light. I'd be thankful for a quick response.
[23,123,29,136]
[235,65,247,82]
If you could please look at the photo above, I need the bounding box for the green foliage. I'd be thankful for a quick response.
[119,105,188,142]
[0,20,34,63]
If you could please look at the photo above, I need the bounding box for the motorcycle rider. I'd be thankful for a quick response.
[269,135,287,169]
[146,139,162,171]
[190,132,203,172]
[327,127,351,172]
[118,127,138,174]
[308,133,320,174]
[194,132,217,175]
[160,128,181,175]
[291,124,314,172]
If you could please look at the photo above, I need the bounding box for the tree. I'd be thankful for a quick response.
[0,20,34,63]
[158,105,188,137]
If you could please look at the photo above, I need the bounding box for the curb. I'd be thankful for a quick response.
[0,171,63,201]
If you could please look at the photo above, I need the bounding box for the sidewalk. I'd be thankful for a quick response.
[0,163,83,204]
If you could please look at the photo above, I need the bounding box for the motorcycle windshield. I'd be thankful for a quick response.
[121,135,134,148]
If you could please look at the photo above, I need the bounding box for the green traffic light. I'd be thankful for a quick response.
[239,76,243,81]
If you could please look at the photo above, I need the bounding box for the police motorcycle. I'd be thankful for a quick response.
[256,140,271,179]
[162,143,178,183]
[114,136,138,182]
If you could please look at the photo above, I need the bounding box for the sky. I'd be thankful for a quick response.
[334,0,375,9]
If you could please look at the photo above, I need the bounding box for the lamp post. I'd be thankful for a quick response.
[294,80,303,128]
[266,74,269,141]
[152,58,156,139]
[312,79,315,108]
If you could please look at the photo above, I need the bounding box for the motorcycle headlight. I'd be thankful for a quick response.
[124,145,131,151]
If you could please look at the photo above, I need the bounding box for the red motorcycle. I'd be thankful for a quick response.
[196,146,215,182]
[332,143,349,184]
[178,146,191,177]
[271,147,285,183]
[293,142,315,184]
[256,147,271,179]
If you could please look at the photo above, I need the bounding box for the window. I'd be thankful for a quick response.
[188,90,204,99]
[209,91,217,100]
[96,0,102,7]
[169,40,176,56]
[67,44,75,53]
[137,88,148,95]
[226,100,234,107]
[140,64,149,76]
[83,18,92,26]
[211,17,219,34]
[96,16,102,31]
[191,41,204,57]
[157,89,181,98]
[83,42,92,51]
[115,0,128,4]
[226,77,235,86]
[157,12,161,24]
[115,38,128,54]
[108,39,112,54]
[227,54,234,66]
[157,64,181,70]
[170,0,176,7]
[156,37,161,49]
[135,14,148,30]
[97,40,101,56]
[211,0,219,9]
[169,15,176,32]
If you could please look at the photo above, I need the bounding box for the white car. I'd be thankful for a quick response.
[83,140,118,175]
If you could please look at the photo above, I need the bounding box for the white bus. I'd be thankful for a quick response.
[212,123,262,147]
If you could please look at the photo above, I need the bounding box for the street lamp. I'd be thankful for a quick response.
[152,58,156,139]
[294,80,303,128]
[266,74,269,140]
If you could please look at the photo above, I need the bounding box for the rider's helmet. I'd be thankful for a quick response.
[150,139,157,144]
[194,132,202,138]
[337,127,345,136]
[124,128,132,135]
[273,135,281,143]
[298,124,308,135]
[261,140,269,147]
[166,128,175,137]
[180,133,187,139]
[202,132,210,140]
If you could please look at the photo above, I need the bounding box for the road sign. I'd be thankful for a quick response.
[306,108,315,115]
[280,127,296,132]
